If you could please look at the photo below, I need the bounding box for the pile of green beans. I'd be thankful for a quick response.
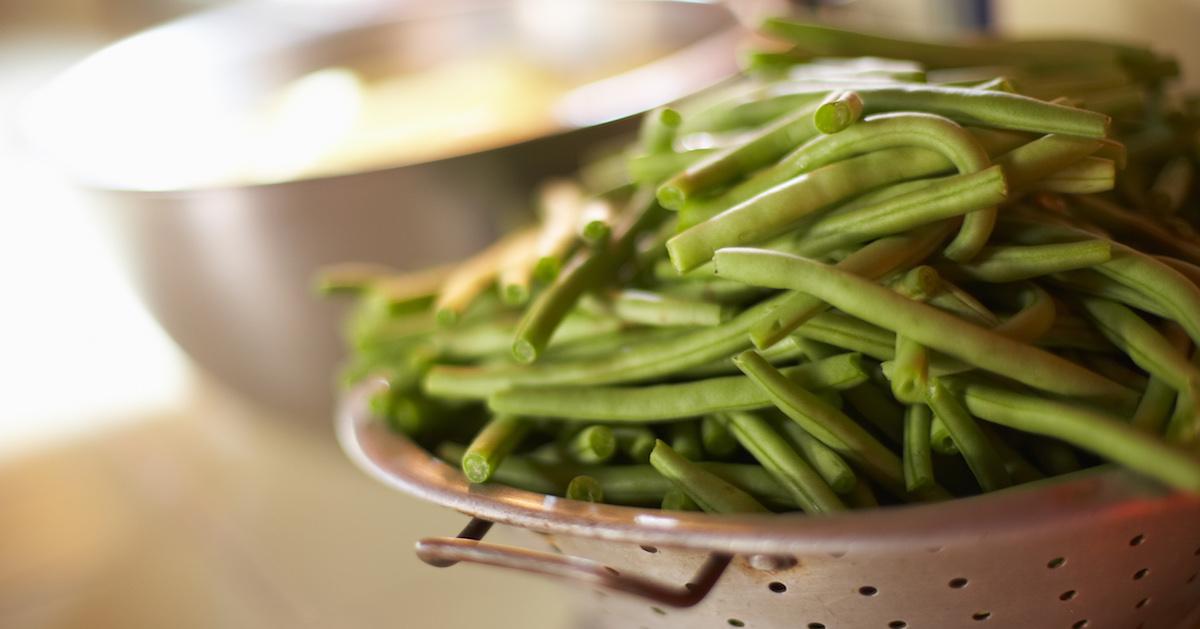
[322,19,1200,514]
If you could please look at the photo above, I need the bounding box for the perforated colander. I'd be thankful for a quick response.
[338,378,1200,629]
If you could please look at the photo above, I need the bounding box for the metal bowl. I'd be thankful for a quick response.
[22,0,740,424]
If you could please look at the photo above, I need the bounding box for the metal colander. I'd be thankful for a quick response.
[338,379,1200,629]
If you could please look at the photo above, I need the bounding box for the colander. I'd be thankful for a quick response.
[338,378,1200,629]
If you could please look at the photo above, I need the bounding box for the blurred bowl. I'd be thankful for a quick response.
[22,0,741,426]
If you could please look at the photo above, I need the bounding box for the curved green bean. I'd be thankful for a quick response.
[1080,297,1200,393]
[650,440,770,513]
[613,289,731,327]
[926,379,1012,492]
[953,240,1112,282]
[713,248,1135,403]
[776,418,858,494]
[462,415,530,483]
[903,404,935,492]
[720,411,847,513]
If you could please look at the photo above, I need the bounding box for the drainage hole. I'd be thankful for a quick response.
[949,577,969,589]
[1059,590,1077,601]
[972,611,991,621]
[768,581,787,594]
[807,624,826,629]
[1129,534,1146,546]
[1047,557,1066,569]
[889,621,908,628]
[650,607,665,616]
[604,566,620,576]
[640,545,658,554]
[1135,597,1150,609]
[858,586,878,596]
[1072,620,1089,629]
[727,619,745,627]
[1133,568,1149,580]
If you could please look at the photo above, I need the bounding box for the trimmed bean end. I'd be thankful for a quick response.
[462,453,492,484]
[512,339,539,364]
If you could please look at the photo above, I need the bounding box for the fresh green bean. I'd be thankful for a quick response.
[612,426,657,463]
[720,411,847,513]
[814,90,865,133]
[1051,269,1173,319]
[795,312,896,361]
[462,415,531,483]
[566,475,605,502]
[628,149,716,186]
[1029,440,1083,476]
[661,487,700,511]
[792,337,905,445]
[512,189,662,363]
[925,379,1012,492]
[650,440,770,513]
[903,404,936,492]
[954,377,1200,491]
[844,478,880,509]
[1149,156,1193,214]
[486,353,868,421]
[701,415,740,459]
[993,134,1102,193]
[613,289,731,327]
[1080,297,1200,393]
[668,421,704,461]
[578,198,615,246]
[734,350,950,501]
[954,240,1112,283]
[639,107,682,154]
[566,425,617,464]
[891,336,929,404]
[437,443,796,508]
[930,413,959,455]
[436,229,536,325]
[751,223,954,350]
[785,167,1007,260]
[713,248,1134,402]
[776,418,858,494]
[425,292,796,399]
[657,101,824,209]
[1031,157,1115,194]
[1134,375,1177,435]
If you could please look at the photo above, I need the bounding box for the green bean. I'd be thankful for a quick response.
[677,335,804,378]
[751,223,955,350]
[639,107,682,154]
[657,101,824,209]
[540,327,690,362]
[611,426,657,463]
[776,418,858,494]
[1149,156,1194,214]
[512,189,663,363]
[888,265,942,301]
[1051,269,1173,319]
[425,292,796,399]
[317,262,424,296]
[1093,247,1200,346]
[926,379,1012,492]
[1029,440,1082,476]
[666,150,996,273]
[792,337,905,445]
[993,134,1102,193]
[714,248,1134,402]
[930,413,959,455]
[649,440,770,513]
[721,411,847,513]
[661,487,700,511]
[612,289,731,327]
[1029,157,1114,194]
[532,181,587,282]
[815,90,865,133]
[701,415,740,459]
[1154,255,1200,288]
[434,313,621,361]
[903,404,936,492]
[1069,195,1200,264]
[953,240,1113,282]
[795,312,896,361]
[486,353,868,421]
[577,198,615,246]
[680,88,829,134]
[891,336,930,404]
[785,167,1007,260]
[1167,380,1199,446]
[436,229,536,326]
[844,478,879,509]
[462,415,531,483]
[566,475,604,502]
[977,424,1045,485]
[1134,375,1177,434]
[437,443,795,508]
[1037,314,1114,351]
[668,421,704,461]
[734,350,950,501]
[1080,297,1200,393]
[658,279,769,305]
[954,377,1200,492]
[566,425,617,464]
[628,149,716,186]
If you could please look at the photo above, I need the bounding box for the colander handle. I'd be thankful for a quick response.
[415,517,732,607]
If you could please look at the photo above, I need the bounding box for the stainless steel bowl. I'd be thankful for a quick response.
[23,0,740,424]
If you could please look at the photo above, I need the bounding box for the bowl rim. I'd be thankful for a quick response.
[22,0,742,194]
[337,377,1200,554]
